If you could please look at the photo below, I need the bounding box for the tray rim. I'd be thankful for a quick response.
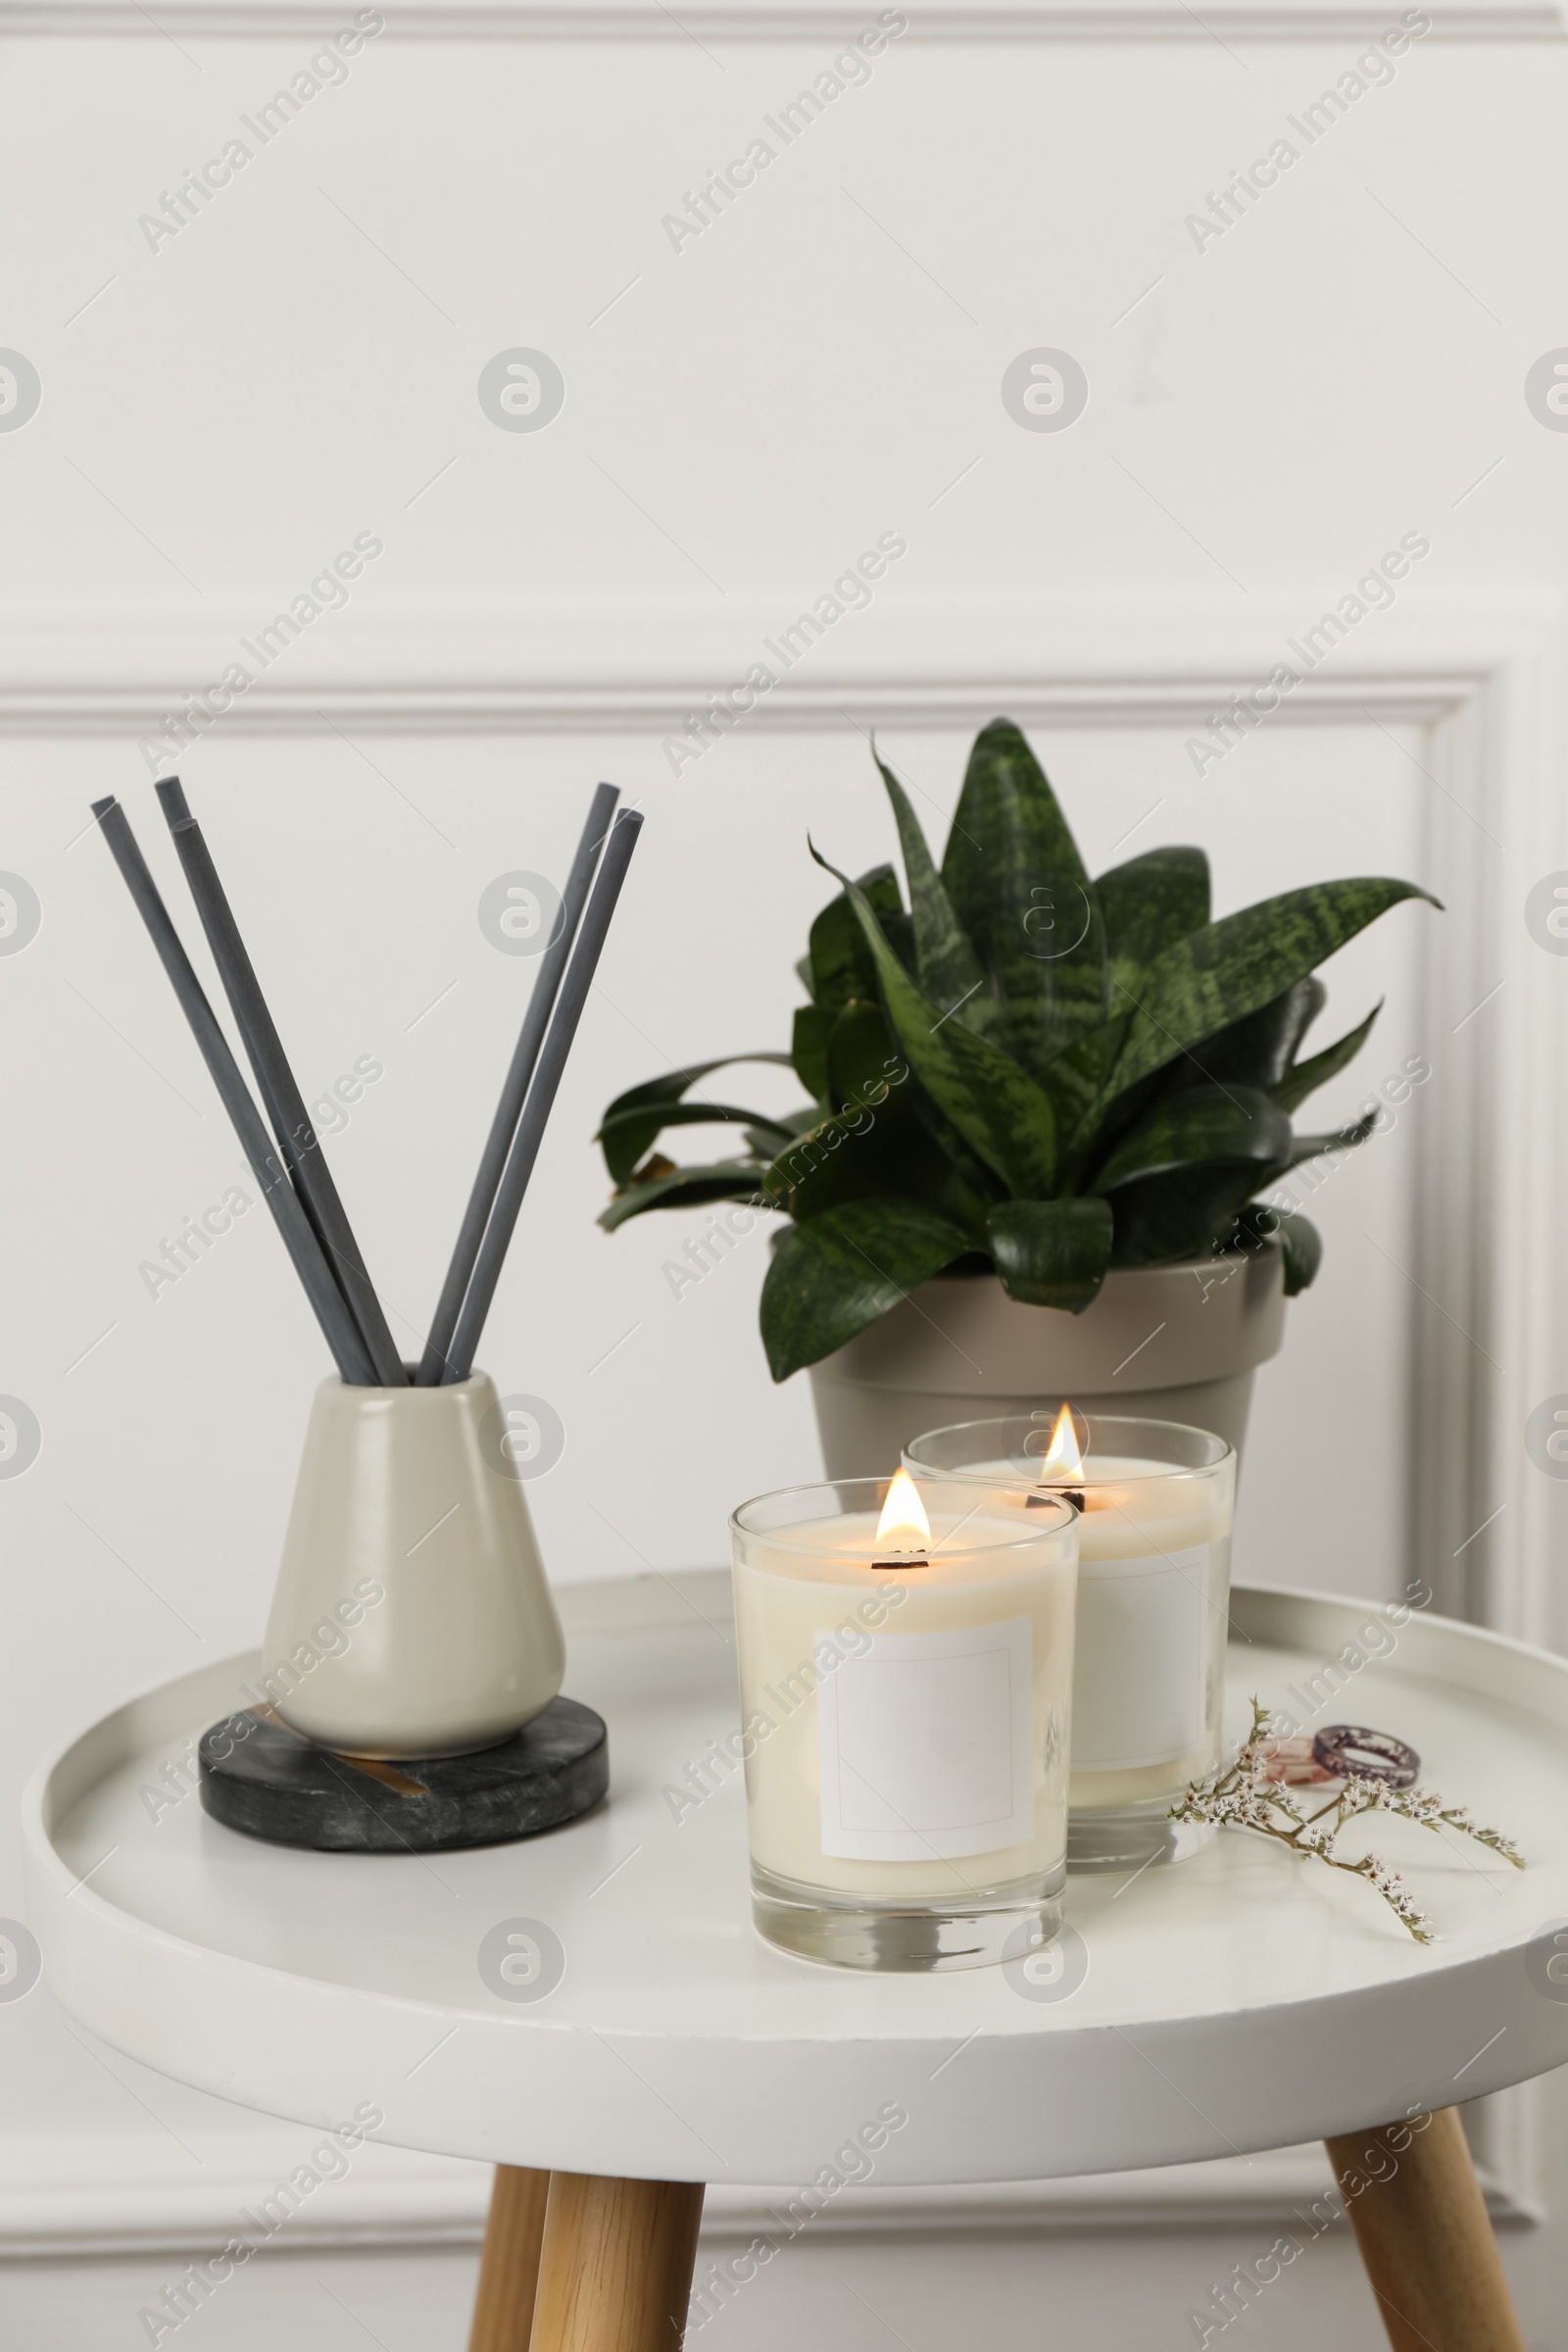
[22,1574,1568,2185]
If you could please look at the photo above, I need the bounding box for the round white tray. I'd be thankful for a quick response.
[23,1573,1568,2186]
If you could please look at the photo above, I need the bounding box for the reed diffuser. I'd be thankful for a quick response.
[93,781,641,1848]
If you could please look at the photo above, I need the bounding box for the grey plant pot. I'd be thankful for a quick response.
[806,1246,1287,1480]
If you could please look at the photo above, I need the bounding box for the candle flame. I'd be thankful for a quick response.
[875,1467,931,1549]
[1037,1401,1085,1483]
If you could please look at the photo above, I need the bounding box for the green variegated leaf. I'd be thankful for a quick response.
[1277,1210,1322,1294]
[988,1198,1113,1312]
[900,1070,1011,1215]
[1102,879,1438,1106]
[1273,1002,1382,1114]
[1090,1085,1292,1196]
[763,1090,991,1235]
[746,1110,816,1158]
[874,751,993,1031]
[1035,1008,1136,1168]
[760,1199,972,1380]
[825,999,903,1113]
[808,863,904,1009]
[882,909,918,977]
[598,1159,770,1231]
[1172,977,1326,1094]
[597,1053,793,1182]
[771,1000,996,1230]
[1105,1162,1277,1268]
[811,845,1057,1196]
[940,718,1108,1072]
[599,1098,793,1185]
[1098,846,1209,998]
[1230,1203,1321,1293]
[773,1001,993,1232]
[1272,1107,1381,1171]
[792,1004,834,1102]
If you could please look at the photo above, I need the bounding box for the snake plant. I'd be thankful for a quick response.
[596,719,1438,1380]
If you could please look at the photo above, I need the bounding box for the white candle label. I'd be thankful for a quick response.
[814,1619,1035,1862]
[1071,1544,1209,1772]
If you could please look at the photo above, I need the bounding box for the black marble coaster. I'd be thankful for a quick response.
[198,1696,608,1853]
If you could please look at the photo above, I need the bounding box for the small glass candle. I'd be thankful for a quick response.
[905,1413,1236,1874]
[729,1473,1079,1972]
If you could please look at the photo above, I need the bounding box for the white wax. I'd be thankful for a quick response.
[961,1457,1233,1808]
[732,1511,1076,1898]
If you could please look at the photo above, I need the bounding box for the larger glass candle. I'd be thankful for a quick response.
[730,1473,1079,1972]
[905,1413,1235,1873]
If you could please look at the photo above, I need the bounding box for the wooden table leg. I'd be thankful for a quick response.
[468,2166,552,2352]
[528,2173,707,2352]
[1324,2107,1525,2352]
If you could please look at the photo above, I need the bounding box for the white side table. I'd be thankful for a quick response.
[24,1573,1568,2352]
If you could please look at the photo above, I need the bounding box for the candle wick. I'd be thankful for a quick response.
[872,1552,927,1572]
[1031,1486,1083,1512]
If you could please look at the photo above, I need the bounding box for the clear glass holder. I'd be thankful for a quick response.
[730,1474,1079,1973]
[751,1860,1065,1973]
[904,1410,1236,1878]
[1066,1801,1217,1873]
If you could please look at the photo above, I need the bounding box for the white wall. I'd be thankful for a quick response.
[4,6,1568,2346]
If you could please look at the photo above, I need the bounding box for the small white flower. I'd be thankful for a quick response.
[1176,1709,1519,1941]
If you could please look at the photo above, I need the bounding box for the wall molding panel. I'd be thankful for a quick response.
[0,2118,1537,2261]
[0,4,1560,41]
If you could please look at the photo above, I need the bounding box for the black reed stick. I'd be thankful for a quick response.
[92,797,378,1387]
[416,781,620,1387]
[154,777,407,1388]
[444,807,643,1383]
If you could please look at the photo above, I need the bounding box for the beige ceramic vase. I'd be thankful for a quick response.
[262,1370,565,1758]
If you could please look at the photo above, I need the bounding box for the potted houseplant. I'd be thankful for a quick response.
[596,719,1438,1473]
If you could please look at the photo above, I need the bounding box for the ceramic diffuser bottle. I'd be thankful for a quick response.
[262,1372,564,1759]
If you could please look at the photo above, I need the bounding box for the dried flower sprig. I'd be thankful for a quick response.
[1171,1699,1526,1943]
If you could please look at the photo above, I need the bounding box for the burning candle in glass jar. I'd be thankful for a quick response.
[904,1408,1236,1872]
[728,1469,1080,1970]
